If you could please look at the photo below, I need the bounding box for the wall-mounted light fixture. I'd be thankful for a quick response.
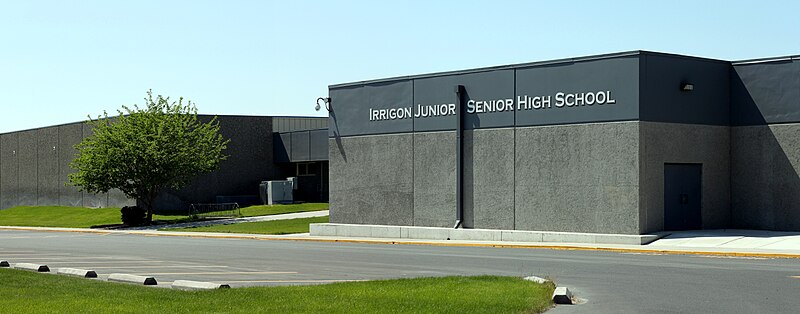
[680,82,694,91]
[315,97,331,112]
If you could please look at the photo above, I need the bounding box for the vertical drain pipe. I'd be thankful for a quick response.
[454,85,465,229]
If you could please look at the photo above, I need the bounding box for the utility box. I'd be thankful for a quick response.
[286,177,298,190]
[267,180,293,205]
[259,181,269,205]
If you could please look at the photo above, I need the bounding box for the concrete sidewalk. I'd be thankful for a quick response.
[121,210,329,230]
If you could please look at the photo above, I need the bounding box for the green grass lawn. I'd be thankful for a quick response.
[163,216,329,234]
[0,269,554,314]
[0,206,121,228]
[238,203,327,217]
[0,203,329,228]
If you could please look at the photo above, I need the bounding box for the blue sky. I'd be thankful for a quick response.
[1,0,798,133]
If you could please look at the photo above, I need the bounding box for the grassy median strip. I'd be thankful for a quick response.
[0,268,553,313]
[162,216,330,234]
[0,203,328,228]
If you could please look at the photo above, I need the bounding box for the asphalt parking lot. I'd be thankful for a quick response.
[1,232,364,288]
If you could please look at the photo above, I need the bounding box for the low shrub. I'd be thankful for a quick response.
[120,206,147,226]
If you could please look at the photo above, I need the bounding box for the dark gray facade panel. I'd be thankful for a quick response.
[638,122,730,233]
[640,54,730,125]
[731,60,800,125]
[515,56,640,126]
[37,127,59,206]
[17,130,38,206]
[328,134,414,226]
[329,81,413,137]
[514,122,641,234]
[731,124,800,230]
[309,129,328,161]
[1,133,19,209]
[290,131,310,162]
[273,133,291,163]
[58,124,83,207]
[272,117,328,133]
[412,131,455,228]
[414,70,515,131]
[463,128,515,229]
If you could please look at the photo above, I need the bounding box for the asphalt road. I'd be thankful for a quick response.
[1,230,798,314]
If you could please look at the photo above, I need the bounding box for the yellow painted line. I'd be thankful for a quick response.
[219,279,365,283]
[791,276,800,279]
[91,265,230,269]
[135,271,298,275]
[4,225,800,260]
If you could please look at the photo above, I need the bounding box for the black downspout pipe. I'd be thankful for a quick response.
[454,85,465,229]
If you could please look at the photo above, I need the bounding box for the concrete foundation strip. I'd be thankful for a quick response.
[171,280,230,290]
[57,268,98,278]
[0,260,9,267]
[12,263,50,272]
[108,273,157,285]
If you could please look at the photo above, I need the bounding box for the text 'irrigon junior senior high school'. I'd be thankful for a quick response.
[368,90,617,121]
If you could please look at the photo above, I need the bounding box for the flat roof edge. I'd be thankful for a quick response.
[328,50,644,89]
[732,55,800,65]
[328,50,731,89]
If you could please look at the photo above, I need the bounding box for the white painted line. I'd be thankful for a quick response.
[0,253,72,256]
[47,261,167,265]
[220,279,365,283]
[135,271,298,275]
[10,257,141,260]
[91,265,230,269]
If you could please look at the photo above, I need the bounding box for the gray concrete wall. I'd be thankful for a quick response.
[1,115,277,211]
[639,122,731,233]
[58,124,83,207]
[154,115,274,211]
[412,131,455,228]
[36,127,59,206]
[1,133,19,209]
[17,130,38,206]
[464,128,515,229]
[731,123,800,230]
[329,134,414,226]
[515,122,641,234]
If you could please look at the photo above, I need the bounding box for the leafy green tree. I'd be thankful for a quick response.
[69,90,229,223]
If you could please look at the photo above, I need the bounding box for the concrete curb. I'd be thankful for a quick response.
[0,260,9,267]
[172,280,230,290]
[2,225,800,259]
[523,275,551,284]
[13,263,49,272]
[57,268,98,278]
[552,287,574,305]
[108,273,157,285]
